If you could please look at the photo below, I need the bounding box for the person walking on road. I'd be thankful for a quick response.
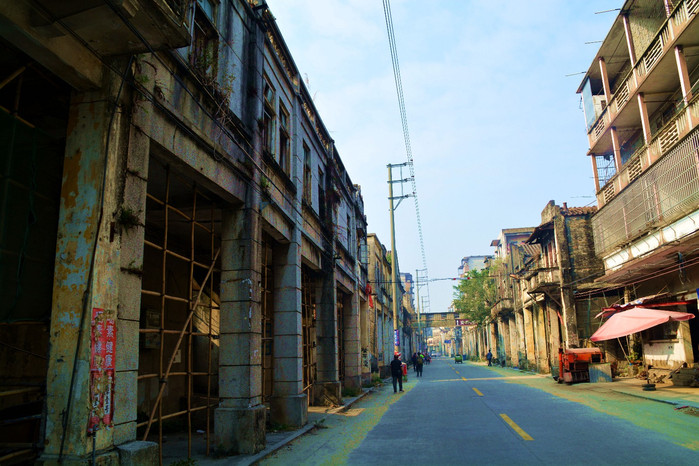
[411,352,418,373]
[391,352,404,392]
[486,349,493,366]
[416,351,424,377]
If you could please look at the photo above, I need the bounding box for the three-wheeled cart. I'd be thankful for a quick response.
[558,347,604,384]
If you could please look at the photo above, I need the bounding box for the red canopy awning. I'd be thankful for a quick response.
[590,307,695,342]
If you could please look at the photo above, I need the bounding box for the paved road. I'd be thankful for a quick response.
[263,358,699,465]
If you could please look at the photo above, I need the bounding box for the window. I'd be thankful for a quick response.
[262,78,276,156]
[278,101,290,174]
[647,321,679,341]
[346,214,352,250]
[303,142,312,203]
[191,0,218,80]
[318,168,325,219]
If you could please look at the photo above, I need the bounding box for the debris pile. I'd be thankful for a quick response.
[668,367,699,387]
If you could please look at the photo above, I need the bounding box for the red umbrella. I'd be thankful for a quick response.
[590,307,695,342]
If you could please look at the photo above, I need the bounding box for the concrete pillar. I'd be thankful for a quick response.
[674,46,694,128]
[508,316,519,367]
[360,298,371,384]
[314,265,340,405]
[215,205,265,455]
[536,305,549,373]
[591,155,600,193]
[343,291,362,389]
[270,238,307,427]
[515,311,526,366]
[215,11,266,453]
[113,56,155,453]
[622,14,636,67]
[610,126,623,172]
[637,93,652,145]
[42,79,126,462]
[489,322,498,358]
[523,307,536,368]
[598,57,611,104]
[548,306,562,377]
[500,317,511,364]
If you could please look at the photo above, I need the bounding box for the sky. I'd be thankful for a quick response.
[265,0,620,314]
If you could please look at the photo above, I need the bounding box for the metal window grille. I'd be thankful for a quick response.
[138,159,221,463]
[592,127,699,255]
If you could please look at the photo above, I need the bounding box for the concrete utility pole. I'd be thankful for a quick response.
[388,162,413,355]
[415,268,428,352]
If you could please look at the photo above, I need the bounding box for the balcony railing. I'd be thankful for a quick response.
[527,267,561,293]
[588,0,699,148]
[592,126,699,256]
[597,92,699,207]
[491,298,514,318]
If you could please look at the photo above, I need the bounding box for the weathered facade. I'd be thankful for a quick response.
[578,0,699,370]
[0,1,374,463]
[514,202,606,375]
[464,205,605,375]
[366,233,396,377]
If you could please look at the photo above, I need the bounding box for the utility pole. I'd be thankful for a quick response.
[388,162,413,355]
[415,268,428,352]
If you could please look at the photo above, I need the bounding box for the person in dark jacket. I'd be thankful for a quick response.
[390,352,404,393]
[416,352,424,377]
[411,352,418,372]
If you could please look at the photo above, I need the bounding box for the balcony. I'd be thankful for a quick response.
[596,95,699,207]
[526,267,561,293]
[491,298,514,318]
[0,0,190,88]
[586,0,699,153]
[592,125,699,257]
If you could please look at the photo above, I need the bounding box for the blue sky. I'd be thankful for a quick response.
[265,0,619,314]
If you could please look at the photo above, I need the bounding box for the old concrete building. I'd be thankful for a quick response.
[578,0,699,370]
[476,205,605,374]
[366,233,397,377]
[487,228,535,365]
[514,202,605,375]
[0,0,370,463]
[457,255,492,277]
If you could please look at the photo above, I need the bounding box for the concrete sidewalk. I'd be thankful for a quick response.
[486,362,699,409]
[180,386,376,466]
[598,374,699,408]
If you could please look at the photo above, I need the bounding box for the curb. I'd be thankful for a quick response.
[244,387,376,465]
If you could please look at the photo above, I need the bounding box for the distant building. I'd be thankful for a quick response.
[457,255,493,277]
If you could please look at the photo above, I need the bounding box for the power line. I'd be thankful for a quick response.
[382,0,431,312]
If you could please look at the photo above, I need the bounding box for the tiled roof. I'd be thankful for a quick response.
[561,206,597,216]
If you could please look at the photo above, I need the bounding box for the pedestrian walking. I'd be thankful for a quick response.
[416,351,424,377]
[486,349,493,366]
[411,352,418,372]
[391,352,404,392]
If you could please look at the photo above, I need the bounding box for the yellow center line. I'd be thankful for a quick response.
[500,414,533,441]
[461,377,468,381]
[472,387,483,396]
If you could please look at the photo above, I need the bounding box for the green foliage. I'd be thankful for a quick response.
[342,386,362,397]
[452,265,497,324]
[170,459,197,466]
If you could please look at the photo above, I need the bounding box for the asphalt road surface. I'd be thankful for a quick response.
[263,357,699,465]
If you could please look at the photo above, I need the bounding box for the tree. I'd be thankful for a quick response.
[452,265,498,324]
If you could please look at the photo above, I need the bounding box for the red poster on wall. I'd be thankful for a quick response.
[88,307,116,433]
